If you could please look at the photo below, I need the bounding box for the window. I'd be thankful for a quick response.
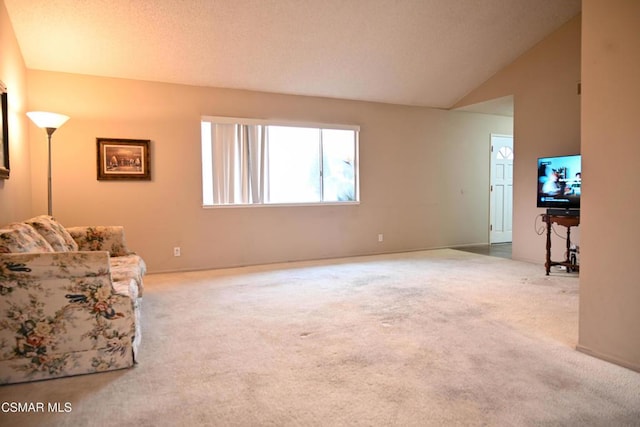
[497,146,514,160]
[201,117,359,206]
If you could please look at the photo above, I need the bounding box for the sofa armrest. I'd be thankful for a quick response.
[0,251,137,384]
[0,251,111,283]
[66,226,133,256]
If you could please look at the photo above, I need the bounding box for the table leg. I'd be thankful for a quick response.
[545,217,552,275]
[565,226,572,272]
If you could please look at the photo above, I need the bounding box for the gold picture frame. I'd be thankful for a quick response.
[97,138,150,180]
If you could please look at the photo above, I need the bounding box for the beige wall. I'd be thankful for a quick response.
[578,0,640,371]
[454,15,581,264]
[456,8,640,371]
[25,71,511,272]
[0,0,31,224]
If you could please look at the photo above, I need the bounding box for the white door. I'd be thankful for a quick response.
[490,134,514,243]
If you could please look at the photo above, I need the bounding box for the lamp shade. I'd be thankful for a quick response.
[27,111,70,129]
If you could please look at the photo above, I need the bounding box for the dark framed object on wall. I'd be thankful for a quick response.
[96,138,150,181]
[0,81,9,180]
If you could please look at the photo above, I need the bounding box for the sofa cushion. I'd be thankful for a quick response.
[66,226,131,257]
[110,254,147,296]
[112,278,139,301]
[0,224,54,253]
[25,215,79,252]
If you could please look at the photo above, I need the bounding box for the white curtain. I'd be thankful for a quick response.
[242,125,269,203]
[208,123,269,204]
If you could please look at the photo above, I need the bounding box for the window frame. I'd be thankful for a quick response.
[201,116,360,208]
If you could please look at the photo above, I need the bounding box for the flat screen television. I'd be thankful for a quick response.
[537,154,581,213]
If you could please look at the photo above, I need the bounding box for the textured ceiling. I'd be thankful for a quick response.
[5,0,580,109]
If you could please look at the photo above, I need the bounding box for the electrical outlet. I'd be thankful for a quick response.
[378,234,384,242]
[173,247,181,257]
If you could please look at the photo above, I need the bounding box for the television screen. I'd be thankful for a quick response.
[537,154,581,209]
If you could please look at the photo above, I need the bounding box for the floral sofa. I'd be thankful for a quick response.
[0,215,145,384]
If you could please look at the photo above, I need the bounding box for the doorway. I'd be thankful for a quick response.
[490,134,514,243]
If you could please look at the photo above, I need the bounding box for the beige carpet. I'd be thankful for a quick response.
[1,249,639,426]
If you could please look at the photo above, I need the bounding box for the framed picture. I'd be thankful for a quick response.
[97,138,150,180]
[0,81,9,180]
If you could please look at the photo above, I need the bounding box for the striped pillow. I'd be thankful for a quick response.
[0,224,55,253]
[25,215,79,252]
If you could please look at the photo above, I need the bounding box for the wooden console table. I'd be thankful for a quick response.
[542,214,580,275]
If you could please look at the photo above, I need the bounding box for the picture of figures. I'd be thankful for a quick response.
[97,138,150,180]
[105,146,143,172]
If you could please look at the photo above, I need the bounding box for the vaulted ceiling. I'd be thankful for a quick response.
[5,0,580,111]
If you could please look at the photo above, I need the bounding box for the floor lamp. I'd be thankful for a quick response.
[27,111,70,216]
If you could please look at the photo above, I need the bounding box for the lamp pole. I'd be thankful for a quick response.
[46,127,56,216]
[26,112,70,217]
